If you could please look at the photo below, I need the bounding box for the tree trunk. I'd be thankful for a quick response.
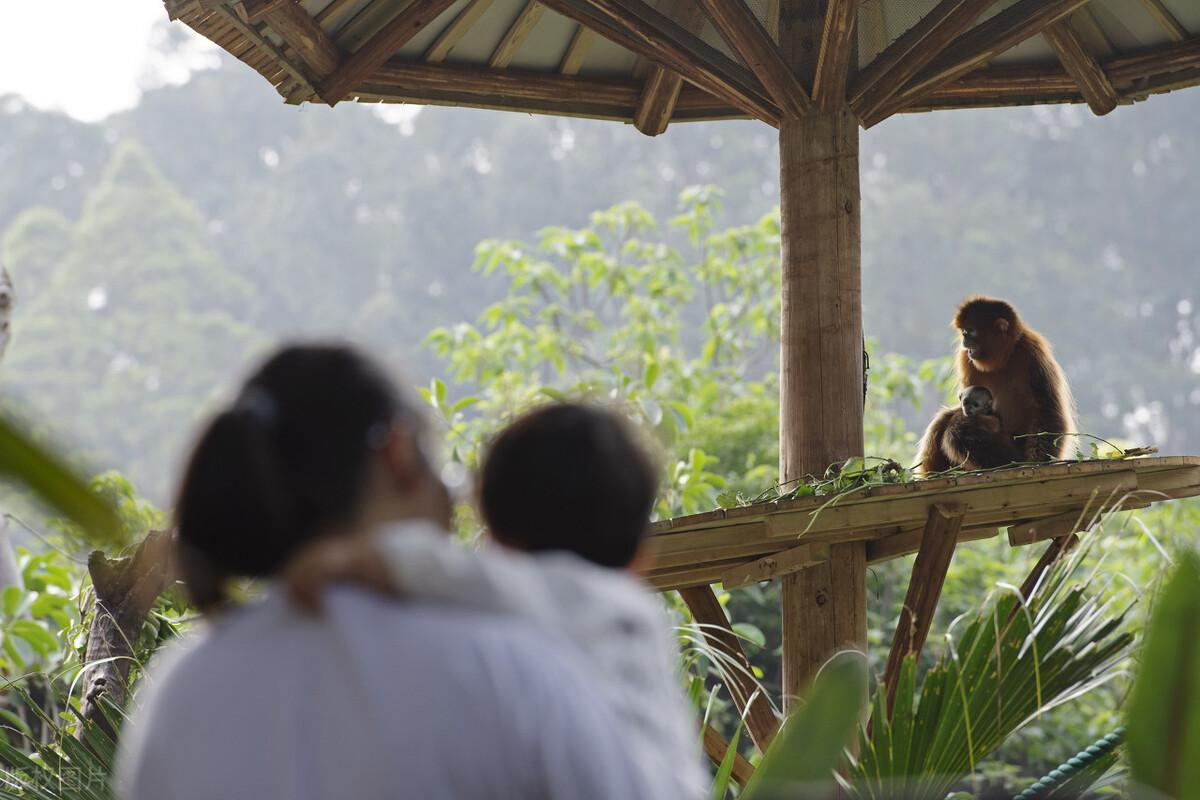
[80,531,174,734]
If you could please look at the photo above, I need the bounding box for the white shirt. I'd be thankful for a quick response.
[117,588,650,800]
[376,522,710,800]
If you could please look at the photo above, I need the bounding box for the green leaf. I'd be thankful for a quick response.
[732,622,766,649]
[643,359,660,390]
[743,651,866,799]
[1127,551,1200,798]
[450,396,480,414]
[0,412,121,547]
[710,724,743,800]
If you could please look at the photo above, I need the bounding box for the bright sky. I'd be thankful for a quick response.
[0,2,209,122]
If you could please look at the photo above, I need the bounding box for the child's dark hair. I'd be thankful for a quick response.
[478,403,659,568]
[175,343,414,611]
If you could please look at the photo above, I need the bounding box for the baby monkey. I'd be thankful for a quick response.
[959,385,999,426]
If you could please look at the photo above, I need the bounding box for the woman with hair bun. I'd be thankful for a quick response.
[117,343,648,800]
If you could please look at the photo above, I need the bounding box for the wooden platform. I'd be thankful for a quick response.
[645,456,1200,591]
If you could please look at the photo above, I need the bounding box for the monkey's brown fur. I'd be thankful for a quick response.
[917,296,1076,474]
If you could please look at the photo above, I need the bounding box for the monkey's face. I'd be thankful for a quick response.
[959,386,993,417]
[956,313,1014,371]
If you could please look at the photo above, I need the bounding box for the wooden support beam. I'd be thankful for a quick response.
[1044,18,1118,115]
[538,0,780,123]
[313,0,359,29]
[850,0,996,120]
[703,724,756,786]
[811,0,856,111]
[698,0,813,116]
[1015,533,1079,610]
[1138,0,1187,43]
[867,525,997,564]
[1106,37,1200,86]
[425,0,494,63]
[558,24,596,74]
[882,504,964,717]
[319,0,458,104]
[489,1,545,69]
[869,0,1094,125]
[632,0,706,136]
[245,0,341,77]
[678,585,780,751]
[721,542,830,589]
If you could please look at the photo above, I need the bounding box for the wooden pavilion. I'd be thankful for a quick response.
[162,0,1200,776]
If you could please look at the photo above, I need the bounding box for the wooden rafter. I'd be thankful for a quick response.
[1044,18,1118,115]
[632,0,706,136]
[425,0,494,63]
[850,0,996,120]
[489,1,546,69]
[558,24,596,74]
[881,504,963,718]
[811,0,856,111]
[211,3,320,101]
[319,0,458,104]
[1138,0,1187,43]
[678,585,780,751]
[313,0,359,29]
[244,0,341,77]
[1106,36,1200,85]
[697,0,812,117]
[537,0,780,123]
[870,0,1094,125]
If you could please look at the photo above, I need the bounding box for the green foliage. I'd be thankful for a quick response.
[0,413,120,547]
[0,691,119,800]
[1127,550,1200,798]
[848,552,1134,799]
[741,652,867,799]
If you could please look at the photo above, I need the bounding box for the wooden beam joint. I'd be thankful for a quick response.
[1044,18,1118,115]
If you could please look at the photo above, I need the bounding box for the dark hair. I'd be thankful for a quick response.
[478,403,659,569]
[175,343,413,610]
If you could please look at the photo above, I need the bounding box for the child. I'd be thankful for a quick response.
[285,403,710,800]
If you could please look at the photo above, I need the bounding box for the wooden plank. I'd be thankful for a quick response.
[1106,38,1200,85]
[867,525,997,564]
[1044,18,1118,115]
[1138,0,1187,43]
[425,0,495,63]
[1007,508,1096,546]
[632,0,706,136]
[703,724,755,785]
[250,0,342,77]
[883,504,964,717]
[869,0,1095,126]
[850,0,996,120]
[314,0,360,28]
[678,585,780,751]
[812,0,856,111]
[489,1,545,69]
[559,24,595,74]
[697,0,813,116]
[720,543,831,589]
[209,3,320,99]
[538,0,780,123]
[319,0,458,104]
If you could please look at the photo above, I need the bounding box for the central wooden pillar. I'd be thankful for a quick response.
[778,1,867,711]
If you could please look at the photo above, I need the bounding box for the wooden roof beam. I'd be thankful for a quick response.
[489,1,546,69]
[866,0,1095,126]
[697,0,812,117]
[558,24,596,74]
[319,0,458,104]
[538,0,780,124]
[632,0,706,136]
[1138,0,1187,43]
[425,0,495,63]
[1043,18,1118,115]
[242,0,341,77]
[811,0,856,111]
[850,0,996,121]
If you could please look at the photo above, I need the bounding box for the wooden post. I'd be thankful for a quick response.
[778,0,866,711]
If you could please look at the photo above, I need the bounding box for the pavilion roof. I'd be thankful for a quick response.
[165,0,1200,134]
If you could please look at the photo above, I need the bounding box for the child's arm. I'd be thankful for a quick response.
[284,521,564,630]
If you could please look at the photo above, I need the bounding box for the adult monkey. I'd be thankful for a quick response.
[917,296,1076,473]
